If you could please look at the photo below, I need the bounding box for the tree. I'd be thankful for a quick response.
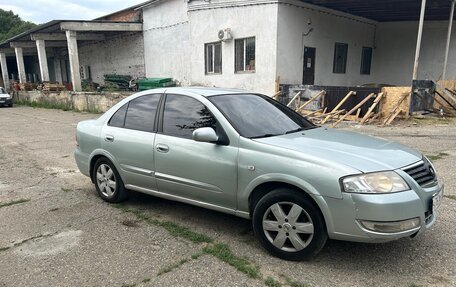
[0,9,36,43]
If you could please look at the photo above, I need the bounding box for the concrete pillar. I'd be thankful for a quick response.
[65,30,81,91]
[14,47,27,84]
[412,0,426,80]
[54,57,63,84]
[443,0,455,80]
[0,53,10,91]
[36,39,50,82]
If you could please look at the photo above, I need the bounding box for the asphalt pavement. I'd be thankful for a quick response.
[0,106,455,287]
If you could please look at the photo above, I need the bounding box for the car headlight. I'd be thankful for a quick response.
[341,171,409,194]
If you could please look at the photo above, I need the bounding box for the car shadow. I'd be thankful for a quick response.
[122,190,431,269]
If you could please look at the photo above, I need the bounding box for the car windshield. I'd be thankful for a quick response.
[0,87,5,94]
[209,93,316,138]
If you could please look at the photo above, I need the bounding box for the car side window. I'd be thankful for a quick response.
[163,94,217,139]
[124,94,160,132]
[108,103,128,128]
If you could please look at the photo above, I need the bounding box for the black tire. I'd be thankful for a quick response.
[93,157,128,203]
[252,188,327,261]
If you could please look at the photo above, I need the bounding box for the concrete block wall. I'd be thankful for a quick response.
[78,33,145,85]
[14,91,132,113]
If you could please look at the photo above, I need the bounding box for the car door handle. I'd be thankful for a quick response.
[156,144,169,153]
[105,135,114,142]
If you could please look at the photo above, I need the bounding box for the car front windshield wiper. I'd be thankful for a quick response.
[285,127,305,134]
[285,126,318,134]
[250,133,283,139]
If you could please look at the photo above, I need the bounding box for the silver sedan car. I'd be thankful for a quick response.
[74,87,443,260]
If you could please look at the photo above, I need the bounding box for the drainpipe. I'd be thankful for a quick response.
[412,0,427,80]
[443,0,455,80]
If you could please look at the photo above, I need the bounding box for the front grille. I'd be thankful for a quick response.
[402,160,436,187]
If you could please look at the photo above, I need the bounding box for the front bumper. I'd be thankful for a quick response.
[325,180,443,243]
[0,98,12,106]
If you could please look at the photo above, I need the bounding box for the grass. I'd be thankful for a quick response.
[120,208,213,244]
[280,274,309,287]
[191,252,203,260]
[15,100,102,114]
[265,276,282,287]
[61,187,71,192]
[203,243,260,279]
[426,152,450,161]
[142,278,150,283]
[0,198,30,209]
[444,195,456,201]
[157,258,189,276]
[114,204,309,286]
[15,100,71,111]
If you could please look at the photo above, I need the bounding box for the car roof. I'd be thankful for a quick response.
[164,87,250,97]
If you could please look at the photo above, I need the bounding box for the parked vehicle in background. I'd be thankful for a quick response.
[0,87,13,107]
[74,87,443,261]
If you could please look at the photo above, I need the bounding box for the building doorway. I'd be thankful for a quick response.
[303,47,316,85]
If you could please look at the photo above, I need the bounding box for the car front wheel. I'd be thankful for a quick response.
[252,188,327,261]
[93,157,128,203]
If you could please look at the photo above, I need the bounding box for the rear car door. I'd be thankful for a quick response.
[154,94,238,210]
[101,93,161,190]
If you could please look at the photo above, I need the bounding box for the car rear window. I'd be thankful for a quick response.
[108,103,128,128]
[124,94,161,133]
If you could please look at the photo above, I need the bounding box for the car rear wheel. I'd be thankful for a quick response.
[252,188,327,261]
[93,158,128,203]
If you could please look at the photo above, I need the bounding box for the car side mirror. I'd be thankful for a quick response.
[192,127,219,143]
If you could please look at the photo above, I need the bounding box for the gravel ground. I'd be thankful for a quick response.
[0,106,455,287]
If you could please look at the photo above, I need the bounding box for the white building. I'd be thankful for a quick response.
[1,0,455,96]
[141,0,456,95]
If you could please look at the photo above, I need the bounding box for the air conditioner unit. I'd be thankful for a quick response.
[218,28,233,42]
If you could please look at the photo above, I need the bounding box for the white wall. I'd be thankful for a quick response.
[78,33,145,84]
[188,1,279,95]
[142,0,191,84]
[372,21,456,85]
[276,0,376,87]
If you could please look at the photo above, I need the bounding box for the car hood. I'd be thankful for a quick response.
[254,127,422,173]
[0,94,10,98]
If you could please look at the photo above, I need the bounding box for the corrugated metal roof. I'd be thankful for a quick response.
[299,0,455,22]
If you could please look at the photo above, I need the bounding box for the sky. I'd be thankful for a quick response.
[0,0,148,24]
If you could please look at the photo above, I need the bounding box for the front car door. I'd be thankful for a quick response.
[154,93,238,210]
[101,93,161,190]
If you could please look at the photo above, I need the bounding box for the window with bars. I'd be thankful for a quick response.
[333,42,348,74]
[205,42,222,74]
[360,47,372,75]
[235,37,255,72]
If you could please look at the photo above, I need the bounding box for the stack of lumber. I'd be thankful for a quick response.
[435,80,456,115]
[19,83,38,91]
[42,82,67,92]
[287,87,411,127]
[274,83,452,127]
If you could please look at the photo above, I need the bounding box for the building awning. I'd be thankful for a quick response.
[299,0,455,22]
[0,20,142,51]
